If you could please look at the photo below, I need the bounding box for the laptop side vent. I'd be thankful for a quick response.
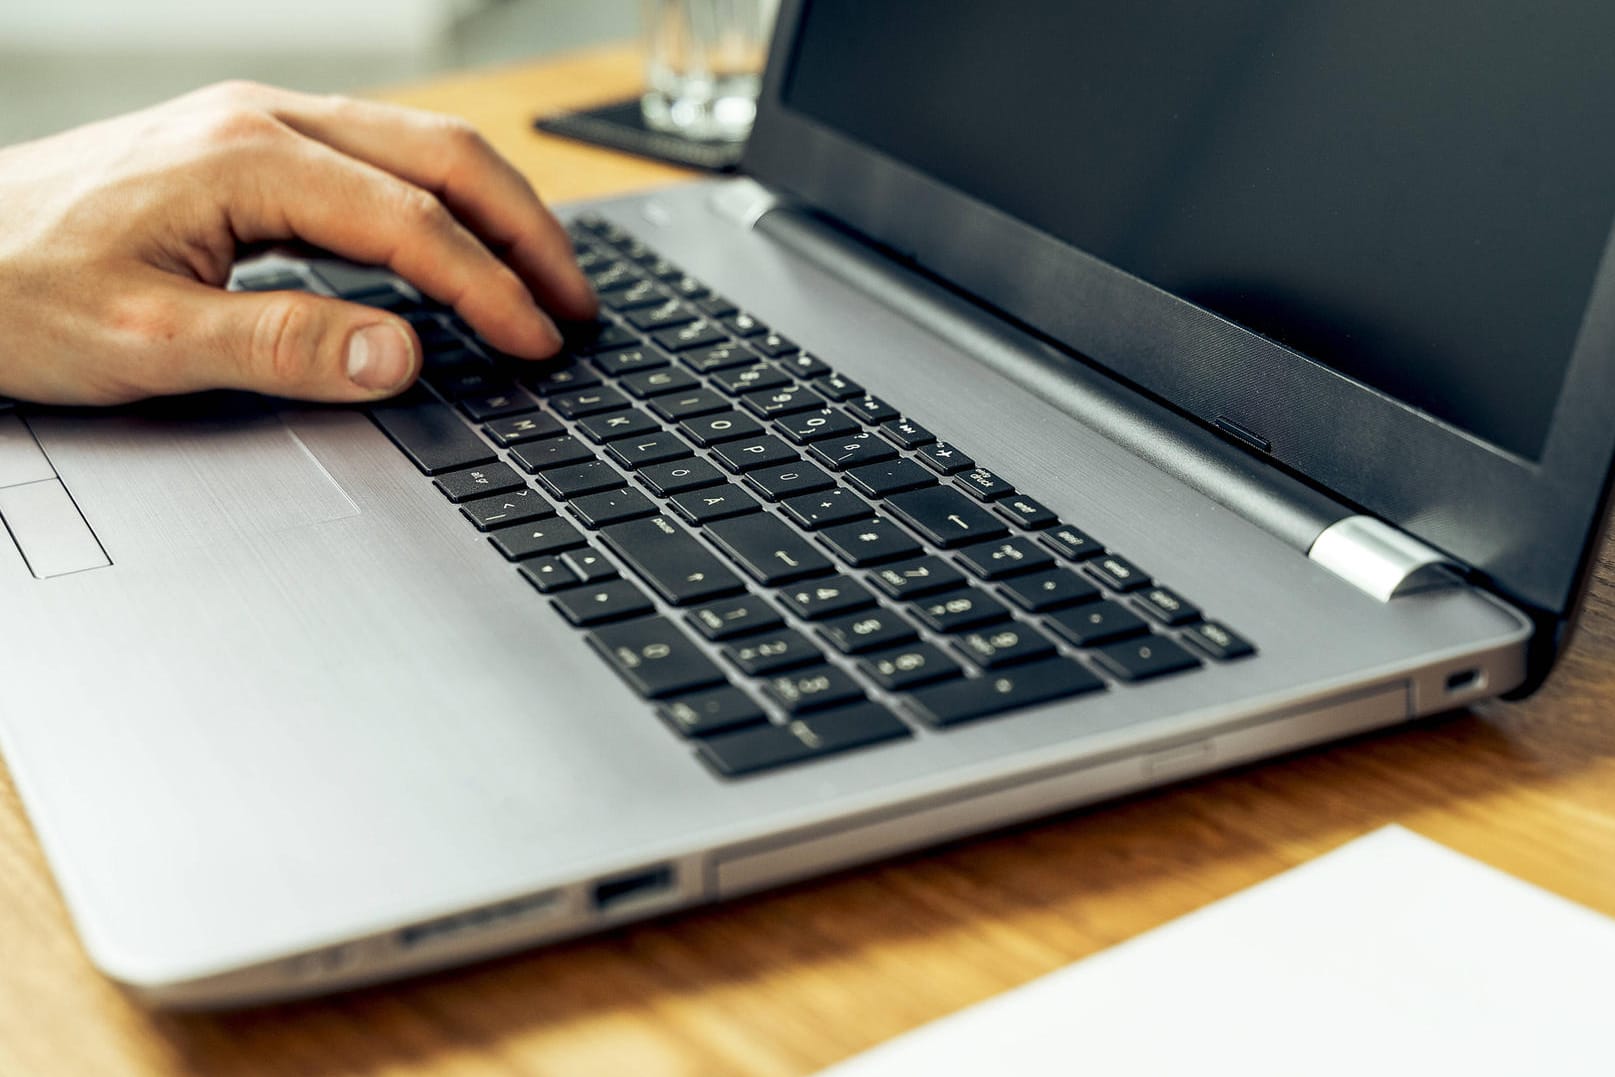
[395,890,561,951]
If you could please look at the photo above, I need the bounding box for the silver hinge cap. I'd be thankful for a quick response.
[1308,515,1463,602]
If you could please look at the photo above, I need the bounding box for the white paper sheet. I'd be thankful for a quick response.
[821,826,1615,1076]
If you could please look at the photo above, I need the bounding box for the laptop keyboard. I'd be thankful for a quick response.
[267,215,1256,778]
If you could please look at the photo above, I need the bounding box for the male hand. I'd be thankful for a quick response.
[0,81,596,406]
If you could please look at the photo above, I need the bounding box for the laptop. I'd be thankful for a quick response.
[3,0,1612,1008]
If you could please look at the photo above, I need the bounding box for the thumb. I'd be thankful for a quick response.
[204,286,421,402]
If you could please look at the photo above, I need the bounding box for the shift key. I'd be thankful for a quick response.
[599,515,746,605]
[369,393,495,475]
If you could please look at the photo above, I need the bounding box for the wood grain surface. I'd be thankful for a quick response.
[3,44,1613,1077]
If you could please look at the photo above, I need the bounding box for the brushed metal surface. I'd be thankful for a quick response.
[0,179,1533,1004]
[0,414,55,487]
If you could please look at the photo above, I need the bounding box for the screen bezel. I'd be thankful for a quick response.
[744,0,1615,622]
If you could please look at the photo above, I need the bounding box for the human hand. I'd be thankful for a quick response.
[0,81,596,406]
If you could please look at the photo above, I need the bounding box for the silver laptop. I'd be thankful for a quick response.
[4,0,1613,1008]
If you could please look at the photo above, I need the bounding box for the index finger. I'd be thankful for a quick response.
[265,91,597,322]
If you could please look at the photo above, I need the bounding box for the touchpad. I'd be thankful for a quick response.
[29,396,358,564]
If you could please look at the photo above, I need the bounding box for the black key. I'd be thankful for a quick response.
[778,576,878,621]
[660,688,767,738]
[846,395,900,425]
[1182,621,1256,661]
[575,324,640,356]
[842,458,936,498]
[859,643,961,691]
[712,435,801,474]
[483,412,564,447]
[995,494,1059,530]
[680,411,766,448]
[433,462,525,503]
[526,363,602,397]
[886,487,1010,548]
[489,518,588,560]
[723,629,823,676]
[460,390,537,422]
[620,367,701,399]
[637,457,725,496]
[998,568,1101,613]
[679,342,757,374]
[643,256,683,280]
[369,396,496,475]
[587,262,641,292]
[666,274,710,301]
[576,408,661,444]
[817,609,918,655]
[780,487,871,530]
[750,331,799,358]
[509,435,596,473]
[867,556,968,599]
[741,385,828,420]
[806,431,900,472]
[775,408,861,445]
[551,579,655,627]
[818,518,924,567]
[1041,524,1103,561]
[743,461,836,501]
[588,618,728,699]
[911,587,1014,633]
[238,268,311,293]
[649,388,730,422]
[627,299,699,331]
[604,431,694,470]
[653,319,729,353]
[459,487,554,531]
[723,312,767,337]
[1135,585,1202,627]
[668,484,762,525]
[1087,554,1151,592]
[954,537,1058,580]
[428,364,508,401]
[563,548,618,583]
[711,363,790,396]
[696,702,910,777]
[552,386,631,419]
[591,346,667,377]
[880,418,935,449]
[762,665,864,714]
[696,294,739,318]
[602,278,672,311]
[952,624,1058,670]
[1045,600,1150,647]
[687,595,783,641]
[705,515,835,585]
[777,352,831,379]
[535,459,626,500]
[567,488,659,529]
[817,372,864,401]
[914,440,975,475]
[599,514,747,605]
[905,659,1105,728]
[519,556,581,593]
[1091,635,1201,682]
[954,467,1016,502]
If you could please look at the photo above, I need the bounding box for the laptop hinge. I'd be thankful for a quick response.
[1308,516,1463,601]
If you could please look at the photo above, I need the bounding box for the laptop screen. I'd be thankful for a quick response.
[782,0,1615,462]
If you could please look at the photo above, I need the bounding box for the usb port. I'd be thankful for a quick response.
[592,865,674,912]
[1445,668,1482,693]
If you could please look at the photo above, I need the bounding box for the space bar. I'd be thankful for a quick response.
[369,392,496,475]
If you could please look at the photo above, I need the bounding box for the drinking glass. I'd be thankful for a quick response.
[641,0,776,142]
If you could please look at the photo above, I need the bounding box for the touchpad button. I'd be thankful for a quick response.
[28,400,358,563]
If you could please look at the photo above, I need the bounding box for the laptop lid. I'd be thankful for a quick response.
[743,0,1615,640]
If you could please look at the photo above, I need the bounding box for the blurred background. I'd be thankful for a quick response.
[0,0,639,144]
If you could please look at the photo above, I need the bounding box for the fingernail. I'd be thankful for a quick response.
[346,323,414,392]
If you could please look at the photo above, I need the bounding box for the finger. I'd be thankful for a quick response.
[265,90,596,321]
[144,276,422,402]
[229,133,564,359]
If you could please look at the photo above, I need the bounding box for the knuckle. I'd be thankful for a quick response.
[250,296,317,388]
[201,106,281,148]
[396,186,450,232]
[439,116,488,157]
[207,79,272,107]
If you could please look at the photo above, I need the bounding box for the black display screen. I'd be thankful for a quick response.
[782,0,1615,460]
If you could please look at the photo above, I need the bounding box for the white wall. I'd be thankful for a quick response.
[0,0,472,52]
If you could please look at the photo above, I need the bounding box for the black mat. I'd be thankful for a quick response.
[534,97,746,173]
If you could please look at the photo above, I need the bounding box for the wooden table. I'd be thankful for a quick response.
[4,43,1614,1077]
